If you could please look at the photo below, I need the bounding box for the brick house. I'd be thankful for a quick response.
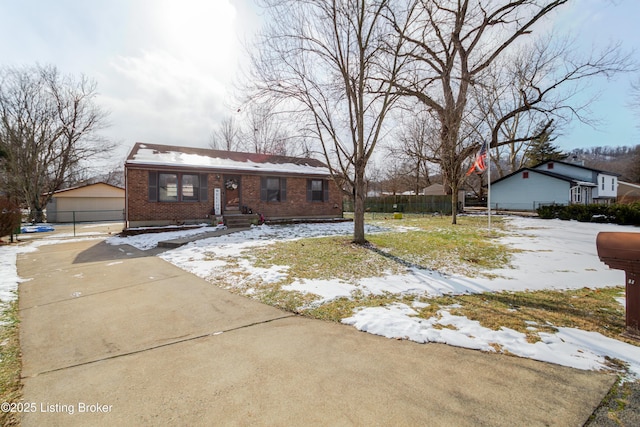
[124,143,343,228]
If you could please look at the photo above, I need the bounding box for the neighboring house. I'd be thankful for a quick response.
[422,183,447,196]
[423,183,465,199]
[422,183,465,210]
[124,143,343,228]
[46,182,125,222]
[490,160,619,211]
[618,181,640,204]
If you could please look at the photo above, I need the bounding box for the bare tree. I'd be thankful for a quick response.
[243,102,292,155]
[209,116,242,151]
[249,0,408,243]
[391,0,631,224]
[0,65,111,222]
[388,110,434,194]
[470,59,544,177]
[380,156,413,195]
[481,36,630,170]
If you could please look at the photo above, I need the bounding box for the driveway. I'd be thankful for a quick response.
[17,236,614,426]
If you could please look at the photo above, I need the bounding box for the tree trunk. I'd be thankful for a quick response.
[33,207,45,223]
[353,163,367,244]
[451,182,458,225]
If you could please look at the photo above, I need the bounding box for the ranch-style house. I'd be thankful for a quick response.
[124,143,343,228]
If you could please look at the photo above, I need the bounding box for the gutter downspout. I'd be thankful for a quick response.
[124,165,129,229]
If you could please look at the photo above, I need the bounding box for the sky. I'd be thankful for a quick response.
[4,216,639,378]
[0,0,638,169]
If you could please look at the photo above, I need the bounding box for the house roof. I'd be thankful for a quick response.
[620,181,640,190]
[491,159,623,186]
[618,181,640,202]
[423,183,446,196]
[53,182,125,194]
[533,160,621,177]
[125,143,332,177]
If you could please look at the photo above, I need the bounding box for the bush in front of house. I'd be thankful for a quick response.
[536,204,559,219]
[536,203,640,225]
[608,203,640,225]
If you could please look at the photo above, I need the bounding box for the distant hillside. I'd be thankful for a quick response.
[570,145,640,183]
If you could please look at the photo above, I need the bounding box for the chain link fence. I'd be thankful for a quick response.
[46,209,125,223]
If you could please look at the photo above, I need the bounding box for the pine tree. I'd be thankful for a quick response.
[524,121,566,166]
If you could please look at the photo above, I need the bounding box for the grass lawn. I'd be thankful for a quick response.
[0,300,21,427]
[232,214,633,348]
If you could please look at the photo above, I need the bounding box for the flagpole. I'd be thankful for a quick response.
[487,144,492,236]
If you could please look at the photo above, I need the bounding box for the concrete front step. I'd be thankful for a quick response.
[224,214,259,229]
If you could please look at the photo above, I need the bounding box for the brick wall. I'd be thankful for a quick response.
[240,175,343,219]
[126,168,221,226]
[126,167,343,227]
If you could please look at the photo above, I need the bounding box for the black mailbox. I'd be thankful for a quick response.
[596,232,640,338]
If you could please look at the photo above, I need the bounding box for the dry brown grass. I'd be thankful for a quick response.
[406,287,629,345]
[0,300,22,427]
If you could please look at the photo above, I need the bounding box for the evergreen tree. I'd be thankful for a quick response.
[524,121,566,166]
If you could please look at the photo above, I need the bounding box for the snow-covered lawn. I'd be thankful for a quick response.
[152,216,640,378]
[2,216,640,379]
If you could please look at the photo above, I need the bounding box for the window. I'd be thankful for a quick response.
[266,178,280,201]
[547,162,554,170]
[159,173,178,202]
[571,186,581,203]
[149,171,207,202]
[601,176,605,191]
[181,174,200,201]
[260,177,286,202]
[522,171,529,179]
[307,179,328,202]
[612,178,615,192]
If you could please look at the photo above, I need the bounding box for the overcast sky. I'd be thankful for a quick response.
[0,0,638,169]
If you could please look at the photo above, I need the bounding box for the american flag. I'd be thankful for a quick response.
[466,141,488,176]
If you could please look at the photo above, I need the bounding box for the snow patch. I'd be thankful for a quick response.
[343,304,640,375]
[3,217,638,377]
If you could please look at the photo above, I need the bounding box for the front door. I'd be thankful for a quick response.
[224,175,241,211]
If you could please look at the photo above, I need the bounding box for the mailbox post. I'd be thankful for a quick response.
[596,232,640,338]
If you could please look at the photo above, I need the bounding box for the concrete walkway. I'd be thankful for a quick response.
[157,227,250,248]
[17,235,615,426]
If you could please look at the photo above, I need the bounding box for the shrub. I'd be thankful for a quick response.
[588,204,611,223]
[536,203,640,225]
[537,204,562,219]
[0,198,21,240]
[608,202,640,225]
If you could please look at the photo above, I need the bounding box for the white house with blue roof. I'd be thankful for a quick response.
[490,160,619,211]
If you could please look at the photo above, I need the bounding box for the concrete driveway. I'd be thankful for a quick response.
[17,235,614,426]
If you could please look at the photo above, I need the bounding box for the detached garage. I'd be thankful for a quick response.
[46,182,125,223]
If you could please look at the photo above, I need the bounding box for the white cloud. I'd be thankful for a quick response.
[99,0,246,148]
[0,0,255,152]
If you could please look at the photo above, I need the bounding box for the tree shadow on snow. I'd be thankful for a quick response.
[361,242,494,295]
